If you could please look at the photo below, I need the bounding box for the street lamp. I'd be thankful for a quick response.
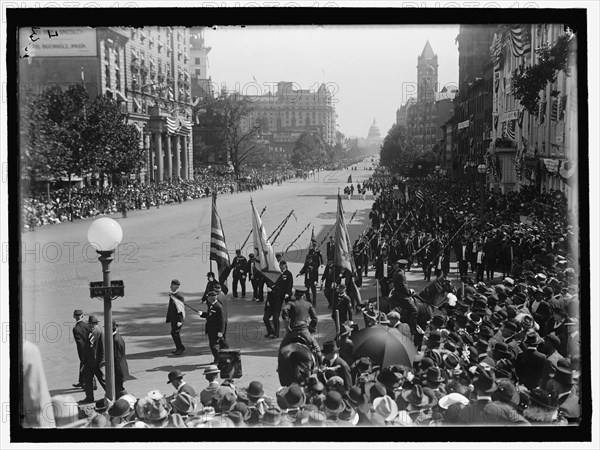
[87,217,124,402]
[477,164,487,222]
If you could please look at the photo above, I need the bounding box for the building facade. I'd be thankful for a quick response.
[453,24,496,184]
[240,81,337,160]
[488,23,577,203]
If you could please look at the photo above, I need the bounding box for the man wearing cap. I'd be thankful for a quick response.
[331,283,353,327]
[335,324,354,367]
[231,249,248,299]
[280,287,322,364]
[166,279,186,355]
[246,253,265,302]
[298,249,320,306]
[198,290,227,364]
[112,320,129,398]
[276,260,294,303]
[81,315,106,403]
[320,258,336,309]
[201,272,219,303]
[263,282,283,339]
[72,309,90,389]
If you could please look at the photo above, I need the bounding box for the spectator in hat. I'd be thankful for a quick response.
[544,305,569,357]
[397,384,436,425]
[240,380,270,424]
[529,287,553,336]
[170,391,199,422]
[260,405,282,427]
[457,365,499,425]
[108,397,133,427]
[545,362,580,424]
[351,356,374,387]
[540,333,563,388]
[166,279,186,355]
[199,365,220,406]
[147,397,172,428]
[322,341,352,389]
[515,331,546,390]
[112,320,129,398]
[71,309,90,390]
[523,388,565,424]
[335,324,354,367]
[81,315,106,404]
[167,370,196,399]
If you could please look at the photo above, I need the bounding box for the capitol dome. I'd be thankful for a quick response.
[367,118,381,140]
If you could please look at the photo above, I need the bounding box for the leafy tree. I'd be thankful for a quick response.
[210,91,263,177]
[27,84,90,219]
[291,131,328,168]
[82,95,143,185]
[379,124,420,175]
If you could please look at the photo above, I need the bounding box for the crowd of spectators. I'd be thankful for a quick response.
[22,167,299,230]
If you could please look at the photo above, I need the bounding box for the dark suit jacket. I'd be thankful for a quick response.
[281,298,318,331]
[177,382,197,398]
[231,256,248,278]
[73,320,90,362]
[275,269,294,300]
[324,355,352,389]
[84,326,104,367]
[166,292,185,324]
[266,285,283,311]
[200,301,225,335]
[113,332,130,380]
[392,269,410,298]
[515,348,547,390]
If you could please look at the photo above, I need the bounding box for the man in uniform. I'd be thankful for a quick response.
[198,291,227,364]
[298,248,320,306]
[280,287,322,365]
[201,272,219,303]
[231,249,248,299]
[391,259,418,337]
[246,253,265,302]
[166,279,186,355]
[72,309,91,389]
[263,282,283,339]
[331,284,353,327]
[326,236,335,261]
[276,260,294,303]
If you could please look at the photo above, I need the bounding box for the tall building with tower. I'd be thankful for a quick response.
[417,40,439,103]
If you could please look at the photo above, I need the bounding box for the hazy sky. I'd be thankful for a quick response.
[205,25,460,138]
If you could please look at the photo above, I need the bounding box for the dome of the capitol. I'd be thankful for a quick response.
[368,118,381,140]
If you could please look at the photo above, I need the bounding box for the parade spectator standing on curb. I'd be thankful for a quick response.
[166,279,186,355]
[72,309,90,389]
[231,249,248,299]
[199,291,227,364]
[81,315,106,404]
[112,320,130,398]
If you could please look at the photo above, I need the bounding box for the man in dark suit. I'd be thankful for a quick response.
[391,259,418,337]
[298,249,320,306]
[321,341,352,390]
[454,236,470,280]
[72,309,90,389]
[321,258,335,309]
[276,260,294,302]
[166,279,186,355]
[80,315,106,404]
[231,249,248,299]
[326,236,335,261]
[112,320,129,398]
[167,370,197,399]
[263,284,283,339]
[199,291,226,364]
[457,365,499,425]
[515,331,547,390]
[246,253,265,302]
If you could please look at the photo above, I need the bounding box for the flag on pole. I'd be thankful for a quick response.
[334,194,362,306]
[251,199,282,286]
[210,193,231,291]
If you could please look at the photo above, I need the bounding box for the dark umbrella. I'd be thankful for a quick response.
[352,325,417,369]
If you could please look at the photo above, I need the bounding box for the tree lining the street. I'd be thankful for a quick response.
[379,124,421,175]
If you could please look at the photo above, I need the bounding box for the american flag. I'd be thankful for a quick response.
[507,24,531,57]
[166,116,180,135]
[415,189,425,204]
[210,193,231,287]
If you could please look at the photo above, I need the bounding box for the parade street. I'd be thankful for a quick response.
[21,165,433,401]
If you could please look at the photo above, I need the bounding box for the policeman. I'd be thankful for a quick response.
[231,249,248,299]
[280,287,322,364]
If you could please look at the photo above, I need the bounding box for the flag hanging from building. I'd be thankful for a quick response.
[167,116,180,135]
[507,120,516,141]
[251,199,282,286]
[210,193,231,291]
[507,24,531,57]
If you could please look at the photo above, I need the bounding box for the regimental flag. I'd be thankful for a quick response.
[333,194,362,306]
[210,193,231,290]
[334,194,354,273]
[251,199,282,286]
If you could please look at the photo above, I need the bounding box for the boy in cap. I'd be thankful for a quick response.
[166,279,186,355]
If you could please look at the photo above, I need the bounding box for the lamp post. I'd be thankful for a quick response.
[87,217,124,402]
[478,164,487,222]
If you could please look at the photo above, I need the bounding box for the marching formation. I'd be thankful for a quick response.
[21,161,580,428]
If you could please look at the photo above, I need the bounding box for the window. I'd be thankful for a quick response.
[114,47,120,67]
[115,68,121,91]
[195,57,201,64]
[104,42,109,61]
[105,65,111,89]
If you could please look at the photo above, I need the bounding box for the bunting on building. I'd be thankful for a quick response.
[166,117,192,136]
[507,24,531,57]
